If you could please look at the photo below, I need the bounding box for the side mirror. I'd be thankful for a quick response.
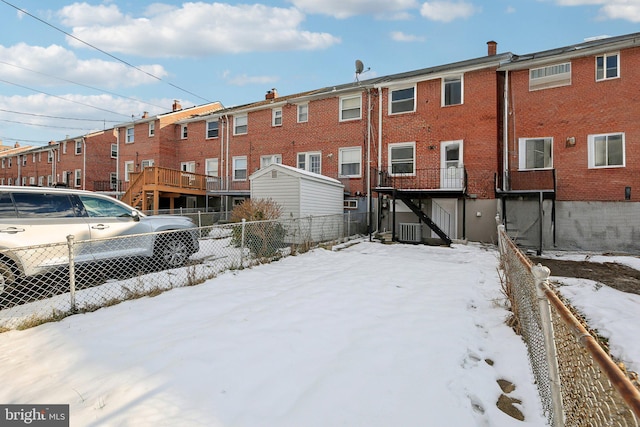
[131,210,141,222]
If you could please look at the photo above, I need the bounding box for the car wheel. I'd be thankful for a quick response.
[0,259,16,294]
[155,234,190,268]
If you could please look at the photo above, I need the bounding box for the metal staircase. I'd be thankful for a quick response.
[396,194,452,246]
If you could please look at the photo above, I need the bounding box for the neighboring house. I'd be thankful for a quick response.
[498,33,640,252]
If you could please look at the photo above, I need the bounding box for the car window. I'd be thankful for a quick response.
[0,192,17,218]
[12,193,78,218]
[79,195,132,218]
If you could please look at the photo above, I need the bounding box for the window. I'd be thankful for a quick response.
[141,159,154,169]
[344,200,358,209]
[126,127,135,143]
[62,171,68,184]
[297,104,308,123]
[443,75,462,106]
[272,108,282,126]
[588,133,624,168]
[124,161,134,182]
[339,147,362,177]
[75,140,82,155]
[62,142,67,154]
[21,177,26,186]
[32,153,35,163]
[297,152,321,174]
[518,138,553,170]
[74,169,81,187]
[340,95,361,121]
[80,195,131,218]
[148,121,155,137]
[389,142,415,175]
[47,151,53,163]
[596,53,619,81]
[234,114,248,135]
[21,156,26,167]
[181,161,195,173]
[530,62,571,90]
[12,193,77,218]
[206,120,219,138]
[390,86,415,114]
[233,156,247,180]
[47,175,53,186]
[38,176,44,187]
[205,158,219,177]
[261,155,282,168]
[111,144,118,159]
[181,124,188,139]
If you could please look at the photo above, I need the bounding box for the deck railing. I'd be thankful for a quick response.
[375,166,466,190]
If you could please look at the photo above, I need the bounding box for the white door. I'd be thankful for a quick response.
[441,140,463,189]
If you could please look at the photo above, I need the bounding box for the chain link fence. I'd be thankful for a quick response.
[497,223,640,427]
[0,213,367,332]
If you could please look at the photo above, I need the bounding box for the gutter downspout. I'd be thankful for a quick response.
[366,88,372,239]
[116,128,120,193]
[503,70,510,192]
[82,137,87,190]
[377,87,383,231]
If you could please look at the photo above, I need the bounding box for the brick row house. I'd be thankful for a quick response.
[1,32,640,251]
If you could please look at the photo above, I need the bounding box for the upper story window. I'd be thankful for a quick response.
[207,120,219,138]
[596,53,619,81]
[62,142,67,154]
[75,140,82,155]
[297,104,308,123]
[47,152,53,163]
[588,132,624,168]
[260,155,282,169]
[234,114,248,135]
[272,108,282,127]
[32,153,36,163]
[181,124,188,139]
[390,86,415,114]
[233,156,247,180]
[389,142,415,176]
[443,75,463,106]
[205,158,219,177]
[297,152,321,174]
[126,127,134,143]
[518,138,553,170]
[148,121,155,137]
[529,62,571,90]
[111,144,118,159]
[21,156,26,167]
[340,95,361,121]
[339,147,362,177]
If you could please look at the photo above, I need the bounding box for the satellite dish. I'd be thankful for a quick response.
[355,59,364,75]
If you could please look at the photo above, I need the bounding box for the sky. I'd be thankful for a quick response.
[0,0,639,147]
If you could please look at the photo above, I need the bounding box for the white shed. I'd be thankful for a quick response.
[249,164,344,243]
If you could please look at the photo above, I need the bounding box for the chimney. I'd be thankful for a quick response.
[172,100,182,111]
[265,88,278,100]
[142,111,149,119]
[13,142,19,148]
[487,40,497,56]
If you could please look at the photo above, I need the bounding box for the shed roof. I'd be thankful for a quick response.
[249,163,344,188]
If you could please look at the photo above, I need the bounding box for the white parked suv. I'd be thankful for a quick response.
[0,186,200,292]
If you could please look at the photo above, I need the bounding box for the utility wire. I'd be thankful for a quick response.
[0,134,51,144]
[0,118,97,132]
[0,0,212,104]
[0,60,168,111]
[0,108,121,123]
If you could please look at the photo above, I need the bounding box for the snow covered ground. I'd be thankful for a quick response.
[0,240,638,426]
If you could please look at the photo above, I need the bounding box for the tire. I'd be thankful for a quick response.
[154,233,191,269]
[0,259,17,294]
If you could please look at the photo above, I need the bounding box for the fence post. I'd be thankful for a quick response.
[66,235,77,312]
[240,219,246,267]
[347,211,351,238]
[532,264,565,427]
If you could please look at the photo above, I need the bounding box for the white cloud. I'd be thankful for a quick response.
[224,72,278,87]
[420,1,480,22]
[554,0,640,22]
[58,2,341,58]
[390,31,426,42]
[289,0,419,19]
[0,43,167,89]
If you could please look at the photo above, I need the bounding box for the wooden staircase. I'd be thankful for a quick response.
[122,167,209,212]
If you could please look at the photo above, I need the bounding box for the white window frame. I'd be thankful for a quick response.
[21,156,26,167]
[75,140,82,155]
[110,172,118,190]
[124,161,134,182]
[37,176,44,187]
[74,169,81,187]
[260,154,282,169]
[234,114,248,135]
[272,108,282,127]
[588,132,625,168]
[21,177,26,186]
[338,147,362,178]
[31,153,35,163]
[126,126,135,143]
[340,95,362,122]
[388,142,416,176]
[148,121,155,137]
[206,120,219,139]
[141,159,154,169]
[181,124,188,139]
[233,156,248,181]
[518,137,553,170]
[529,62,571,90]
[205,158,219,177]
[62,142,67,154]
[297,152,322,174]
[442,74,463,106]
[111,144,118,159]
[389,86,416,114]
[596,52,620,81]
[344,200,358,209]
[297,104,308,123]
[46,152,52,163]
